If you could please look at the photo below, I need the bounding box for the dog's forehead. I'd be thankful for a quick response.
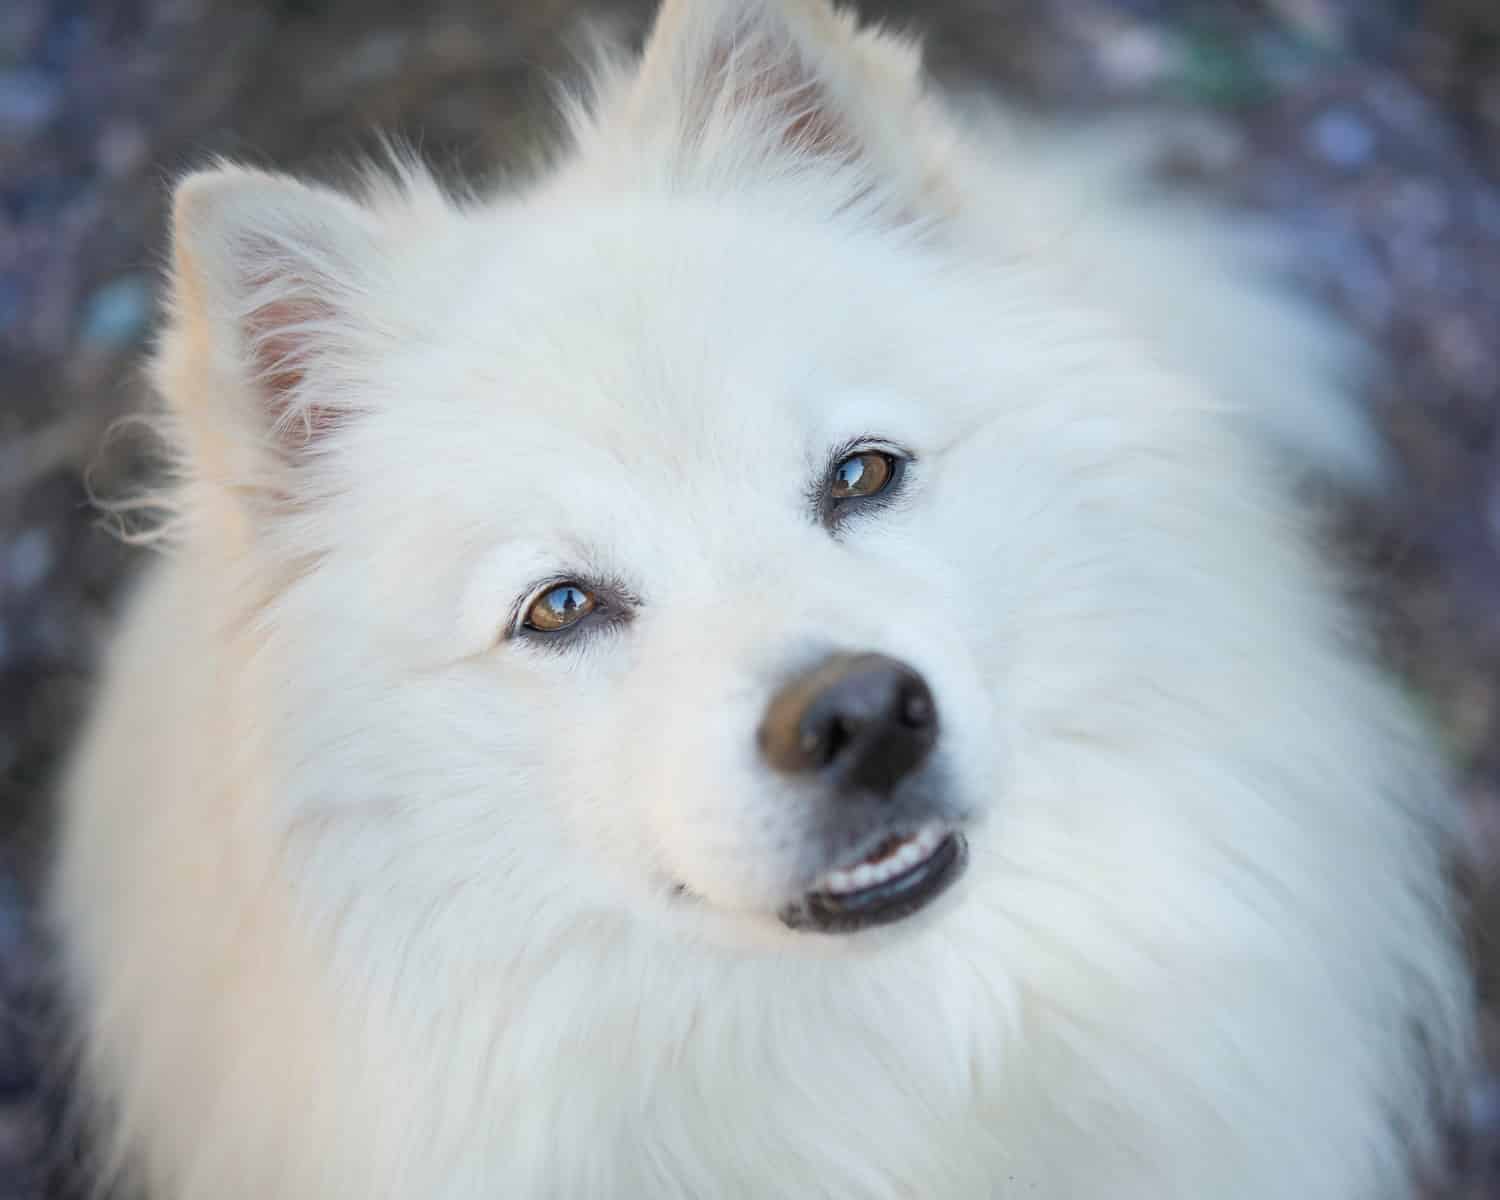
[385,392,814,528]
[355,196,973,546]
[422,203,954,415]
[427,199,917,384]
[379,229,828,437]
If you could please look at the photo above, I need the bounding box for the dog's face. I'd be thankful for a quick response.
[162,0,1196,955]
[432,215,1006,939]
[252,201,1036,949]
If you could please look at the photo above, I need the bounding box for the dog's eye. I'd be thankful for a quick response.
[524,583,596,633]
[830,451,896,501]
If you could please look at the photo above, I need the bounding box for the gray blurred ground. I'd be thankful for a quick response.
[1,0,1498,1195]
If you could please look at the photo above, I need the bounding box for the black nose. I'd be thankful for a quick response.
[758,652,938,796]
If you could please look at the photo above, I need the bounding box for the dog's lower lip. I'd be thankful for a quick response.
[781,831,967,934]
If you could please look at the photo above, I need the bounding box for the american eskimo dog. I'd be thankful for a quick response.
[52,0,1472,1196]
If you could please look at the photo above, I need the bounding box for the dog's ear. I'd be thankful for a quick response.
[161,165,385,506]
[619,0,959,218]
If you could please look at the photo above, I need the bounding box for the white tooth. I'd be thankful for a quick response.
[820,827,951,896]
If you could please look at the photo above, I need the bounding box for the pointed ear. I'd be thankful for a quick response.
[162,165,384,500]
[619,0,960,217]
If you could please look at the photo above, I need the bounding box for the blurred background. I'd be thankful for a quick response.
[0,0,1497,1195]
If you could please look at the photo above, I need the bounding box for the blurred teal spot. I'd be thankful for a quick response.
[1167,31,1272,109]
[80,273,150,348]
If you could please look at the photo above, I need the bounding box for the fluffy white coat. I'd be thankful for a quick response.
[52,0,1472,1196]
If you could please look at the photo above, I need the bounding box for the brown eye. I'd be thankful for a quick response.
[524,583,597,633]
[830,451,895,501]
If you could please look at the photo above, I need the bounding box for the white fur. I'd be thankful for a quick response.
[52,1,1471,1196]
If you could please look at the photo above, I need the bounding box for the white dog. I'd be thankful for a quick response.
[51,1,1472,1196]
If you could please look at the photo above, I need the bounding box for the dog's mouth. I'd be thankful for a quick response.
[780,822,967,934]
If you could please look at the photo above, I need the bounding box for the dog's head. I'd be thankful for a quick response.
[155,0,1243,954]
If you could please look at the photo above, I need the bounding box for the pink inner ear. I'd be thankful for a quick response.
[242,273,344,452]
[697,31,858,163]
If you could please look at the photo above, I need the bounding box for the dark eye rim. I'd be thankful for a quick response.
[507,574,637,647]
[818,439,913,529]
